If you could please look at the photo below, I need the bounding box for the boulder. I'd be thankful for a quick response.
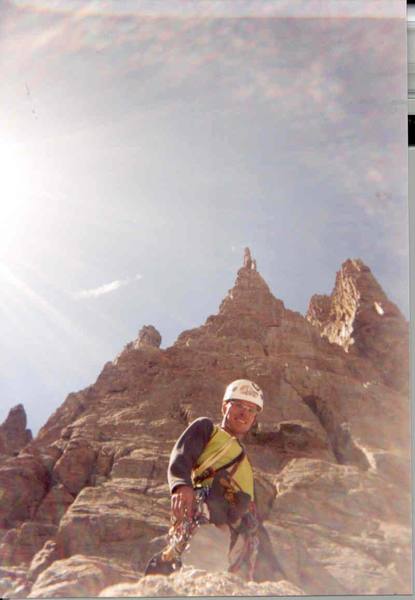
[55,479,169,570]
[99,568,305,597]
[28,540,63,583]
[0,566,29,599]
[268,458,411,594]
[28,554,138,598]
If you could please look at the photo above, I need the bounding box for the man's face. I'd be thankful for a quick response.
[222,399,259,438]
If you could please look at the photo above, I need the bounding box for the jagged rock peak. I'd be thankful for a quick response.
[0,403,32,456]
[218,248,284,326]
[0,252,411,597]
[135,325,162,349]
[307,258,403,348]
[221,248,272,307]
[174,248,284,347]
[306,257,408,392]
[118,324,162,358]
[2,403,27,428]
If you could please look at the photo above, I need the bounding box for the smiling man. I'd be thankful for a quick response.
[145,379,269,579]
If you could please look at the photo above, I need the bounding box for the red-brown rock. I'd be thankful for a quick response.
[34,484,75,525]
[0,454,49,528]
[28,555,138,598]
[28,540,63,583]
[135,325,162,349]
[55,479,169,569]
[269,458,412,594]
[100,569,305,597]
[0,404,32,456]
[307,259,409,392]
[0,250,410,597]
[52,438,97,495]
[0,521,56,566]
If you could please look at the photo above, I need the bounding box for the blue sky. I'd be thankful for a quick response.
[0,1,409,434]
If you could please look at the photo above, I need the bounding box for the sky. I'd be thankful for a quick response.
[0,0,409,435]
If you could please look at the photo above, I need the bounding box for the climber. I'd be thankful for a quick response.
[145,379,282,580]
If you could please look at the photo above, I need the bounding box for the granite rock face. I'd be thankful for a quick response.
[0,251,411,597]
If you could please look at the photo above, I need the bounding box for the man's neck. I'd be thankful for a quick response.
[221,420,244,440]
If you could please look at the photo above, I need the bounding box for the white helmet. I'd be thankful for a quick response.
[223,379,264,412]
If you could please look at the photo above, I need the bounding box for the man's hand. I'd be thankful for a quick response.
[171,485,195,522]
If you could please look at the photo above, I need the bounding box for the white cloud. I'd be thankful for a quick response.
[73,274,142,299]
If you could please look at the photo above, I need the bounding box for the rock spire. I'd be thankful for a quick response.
[0,404,32,456]
[136,325,162,349]
[307,258,408,392]
[0,253,410,597]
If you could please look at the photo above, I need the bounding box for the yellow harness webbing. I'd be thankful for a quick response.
[192,434,237,479]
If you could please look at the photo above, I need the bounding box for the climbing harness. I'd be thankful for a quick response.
[145,431,258,578]
[192,446,246,486]
[228,503,260,581]
[191,434,240,483]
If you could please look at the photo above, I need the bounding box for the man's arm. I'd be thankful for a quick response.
[168,417,214,521]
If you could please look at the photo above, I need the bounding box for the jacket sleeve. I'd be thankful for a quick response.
[168,417,214,494]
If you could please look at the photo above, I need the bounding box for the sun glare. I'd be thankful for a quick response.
[0,142,35,260]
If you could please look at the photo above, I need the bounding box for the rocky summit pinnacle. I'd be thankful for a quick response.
[0,252,411,598]
[307,258,408,392]
[218,248,284,325]
[0,404,32,456]
[175,249,285,351]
